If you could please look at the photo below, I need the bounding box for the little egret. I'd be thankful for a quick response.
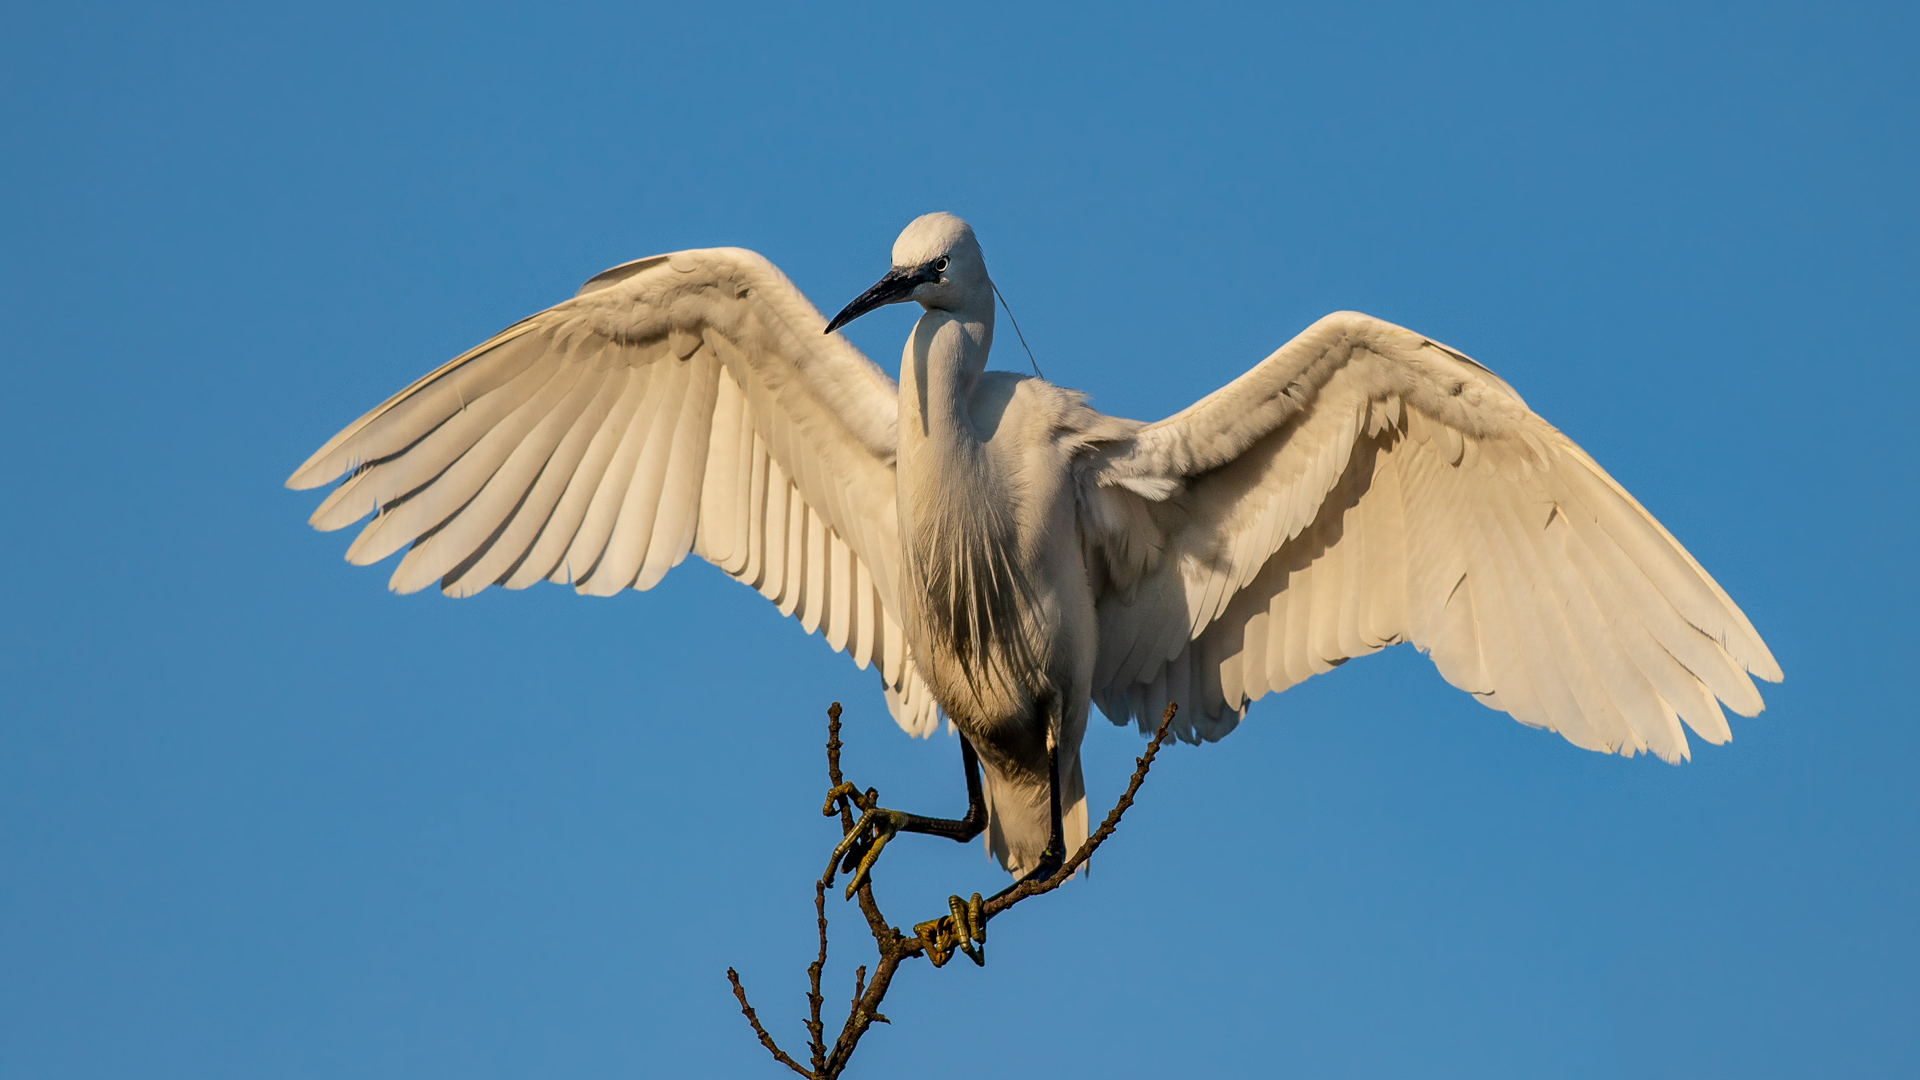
[289,212,1782,891]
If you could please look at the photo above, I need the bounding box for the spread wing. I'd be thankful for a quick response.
[1081,311,1782,758]
[287,248,941,734]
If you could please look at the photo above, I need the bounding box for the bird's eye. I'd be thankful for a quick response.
[934,257,949,274]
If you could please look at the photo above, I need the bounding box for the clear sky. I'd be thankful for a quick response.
[2,2,1914,1077]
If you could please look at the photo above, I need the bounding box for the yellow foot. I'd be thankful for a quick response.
[914,893,986,968]
[822,782,910,898]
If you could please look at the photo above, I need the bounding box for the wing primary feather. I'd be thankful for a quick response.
[508,365,647,588]
[1465,472,1597,746]
[587,355,692,594]
[695,363,745,568]
[344,350,580,568]
[826,531,853,652]
[473,366,630,592]
[1548,467,1765,716]
[566,361,671,591]
[775,482,807,618]
[800,506,826,636]
[1483,477,1637,753]
[740,434,770,588]
[638,350,723,591]
[1546,506,1694,759]
[759,462,791,604]
[723,373,759,575]
[391,361,603,593]
[853,556,876,669]
[288,319,550,490]
[1553,455,1777,682]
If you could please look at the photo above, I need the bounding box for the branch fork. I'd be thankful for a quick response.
[727,701,1178,1078]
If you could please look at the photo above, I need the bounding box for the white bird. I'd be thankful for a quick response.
[289,212,1782,891]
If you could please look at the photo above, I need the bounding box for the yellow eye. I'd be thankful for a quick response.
[934,257,949,273]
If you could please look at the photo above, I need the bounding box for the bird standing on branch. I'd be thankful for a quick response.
[289,212,1781,896]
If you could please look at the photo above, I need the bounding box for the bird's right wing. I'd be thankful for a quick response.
[288,248,941,735]
[1080,311,1781,757]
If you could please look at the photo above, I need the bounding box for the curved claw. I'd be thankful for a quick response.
[821,785,884,884]
[914,893,987,968]
[821,781,873,819]
[824,805,878,884]
[822,799,908,897]
[843,818,900,898]
[951,893,985,966]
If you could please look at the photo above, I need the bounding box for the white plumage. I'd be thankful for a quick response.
[289,213,1781,875]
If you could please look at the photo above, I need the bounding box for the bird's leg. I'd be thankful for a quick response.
[917,735,1066,968]
[897,735,988,841]
[993,734,1066,895]
[822,735,989,899]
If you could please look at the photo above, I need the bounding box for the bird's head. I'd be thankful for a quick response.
[825,212,988,334]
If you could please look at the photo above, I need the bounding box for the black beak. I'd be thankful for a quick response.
[824,264,936,335]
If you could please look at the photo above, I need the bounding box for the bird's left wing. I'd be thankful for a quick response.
[1079,311,1781,758]
[288,248,942,734]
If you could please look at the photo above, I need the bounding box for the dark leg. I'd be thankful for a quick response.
[920,735,1065,968]
[823,733,988,897]
[897,735,987,842]
[990,735,1064,900]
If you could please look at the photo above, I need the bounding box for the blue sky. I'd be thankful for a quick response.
[2,2,1914,1076]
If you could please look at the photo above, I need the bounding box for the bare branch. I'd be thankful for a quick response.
[726,967,811,1078]
[806,876,829,1075]
[726,700,1179,1078]
[824,702,847,797]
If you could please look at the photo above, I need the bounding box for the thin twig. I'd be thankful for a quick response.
[806,876,829,1075]
[826,703,899,946]
[728,700,1179,1079]
[825,702,847,794]
[726,967,811,1079]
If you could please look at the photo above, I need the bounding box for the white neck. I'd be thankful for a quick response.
[898,292,995,448]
